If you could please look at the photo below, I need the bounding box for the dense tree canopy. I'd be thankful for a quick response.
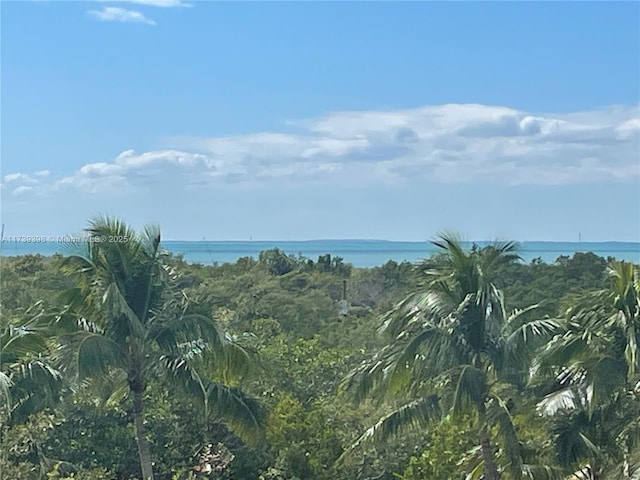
[0,220,637,479]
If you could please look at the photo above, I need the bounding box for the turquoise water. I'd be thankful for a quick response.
[1,240,638,267]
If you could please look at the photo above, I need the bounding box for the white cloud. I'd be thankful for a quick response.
[78,162,124,177]
[6,103,639,197]
[12,186,34,196]
[617,117,640,139]
[4,173,38,184]
[2,173,46,196]
[88,7,156,25]
[1,171,49,196]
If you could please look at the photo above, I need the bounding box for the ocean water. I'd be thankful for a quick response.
[1,240,639,268]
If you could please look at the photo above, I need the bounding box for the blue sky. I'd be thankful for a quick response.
[2,0,639,241]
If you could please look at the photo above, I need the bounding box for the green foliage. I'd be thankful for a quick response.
[2,224,637,480]
[399,416,476,480]
[46,217,265,479]
[253,334,359,403]
[47,464,114,479]
[42,401,138,478]
[0,255,72,313]
[343,234,563,480]
[259,249,297,276]
[0,305,63,424]
[0,412,118,479]
[265,393,343,479]
[495,252,609,317]
[315,254,352,277]
[533,260,640,478]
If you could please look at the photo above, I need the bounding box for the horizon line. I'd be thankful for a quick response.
[161,238,640,244]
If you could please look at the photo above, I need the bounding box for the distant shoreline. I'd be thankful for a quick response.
[162,239,637,244]
[2,240,638,268]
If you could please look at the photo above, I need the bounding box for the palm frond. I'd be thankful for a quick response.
[141,224,162,259]
[378,290,451,339]
[1,330,49,360]
[187,340,254,386]
[552,409,603,468]
[203,381,266,445]
[487,393,523,479]
[81,369,130,408]
[533,333,589,380]
[8,360,63,423]
[505,316,561,371]
[103,282,146,340]
[345,394,441,453]
[149,311,226,354]
[584,356,627,415]
[431,231,467,263]
[566,465,598,480]
[0,371,12,416]
[387,326,466,396]
[57,331,128,381]
[340,347,395,404]
[520,464,565,480]
[459,446,484,480]
[480,240,522,271]
[162,353,265,445]
[451,365,486,416]
[538,385,585,416]
[464,461,484,480]
[139,223,163,324]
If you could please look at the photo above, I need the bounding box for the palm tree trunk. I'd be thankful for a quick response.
[478,405,500,480]
[480,426,500,480]
[590,460,601,480]
[132,389,154,480]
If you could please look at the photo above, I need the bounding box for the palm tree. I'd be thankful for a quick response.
[0,303,64,479]
[343,233,560,480]
[0,302,62,424]
[49,216,264,480]
[534,261,640,479]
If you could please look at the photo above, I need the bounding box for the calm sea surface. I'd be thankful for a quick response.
[1,240,639,268]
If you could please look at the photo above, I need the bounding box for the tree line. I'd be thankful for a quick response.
[1,216,638,479]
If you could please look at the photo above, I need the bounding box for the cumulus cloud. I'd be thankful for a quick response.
[1,172,44,196]
[88,6,156,25]
[3,173,39,184]
[5,103,639,197]
[12,186,34,196]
